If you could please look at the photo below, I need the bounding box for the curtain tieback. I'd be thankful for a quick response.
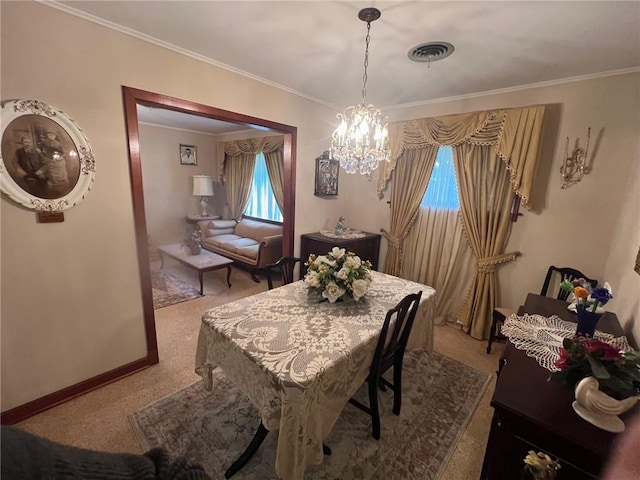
[381,229,402,249]
[476,251,521,273]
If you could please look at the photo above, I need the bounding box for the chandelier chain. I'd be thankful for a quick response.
[362,21,371,103]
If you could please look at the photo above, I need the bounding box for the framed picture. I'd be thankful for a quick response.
[180,144,197,165]
[0,99,95,212]
[314,151,339,197]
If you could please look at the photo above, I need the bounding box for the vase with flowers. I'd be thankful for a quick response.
[552,336,640,431]
[560,279,613,337]
[552,336,640,400]
[182,229,202,255]
[303,247,372,303]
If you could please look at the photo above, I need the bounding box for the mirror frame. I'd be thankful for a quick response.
[122,86,296,363]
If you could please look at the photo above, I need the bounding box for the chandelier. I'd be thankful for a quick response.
[331,7,390,175]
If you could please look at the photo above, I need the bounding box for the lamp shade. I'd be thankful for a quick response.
[192,175,214,196]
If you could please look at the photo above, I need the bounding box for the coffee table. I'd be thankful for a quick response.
[157,244,232,295]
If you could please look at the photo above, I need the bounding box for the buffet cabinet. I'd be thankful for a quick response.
[300,231,381,278]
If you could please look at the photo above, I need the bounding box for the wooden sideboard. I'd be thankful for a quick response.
[481,293,637,480]
[300,231,381,277]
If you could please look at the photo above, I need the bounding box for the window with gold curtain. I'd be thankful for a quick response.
[380,106,545,339]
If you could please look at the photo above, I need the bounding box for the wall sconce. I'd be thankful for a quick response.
[560,127,591,189]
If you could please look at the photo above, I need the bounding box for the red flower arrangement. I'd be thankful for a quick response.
[551,336,640,400]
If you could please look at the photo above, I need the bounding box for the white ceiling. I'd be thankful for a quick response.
[55,1,640,131]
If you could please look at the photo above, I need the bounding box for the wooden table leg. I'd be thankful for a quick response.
[226,265,232,288]
[198,271,204,296]
[225,422,269,478]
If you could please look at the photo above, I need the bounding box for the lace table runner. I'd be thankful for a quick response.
[501,314,632,372]
[319,229,367,239]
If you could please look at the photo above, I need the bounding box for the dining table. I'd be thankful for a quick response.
[194,270,436,480]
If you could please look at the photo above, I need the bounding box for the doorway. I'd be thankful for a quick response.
[122,86,297,364]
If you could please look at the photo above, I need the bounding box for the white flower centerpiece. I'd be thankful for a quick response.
[304,247,373,303]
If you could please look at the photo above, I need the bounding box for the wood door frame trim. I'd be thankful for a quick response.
[122,86,297,368]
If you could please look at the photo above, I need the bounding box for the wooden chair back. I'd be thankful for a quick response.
[541,266,598,301]
[266,256,302,290]
[370,291,422,380]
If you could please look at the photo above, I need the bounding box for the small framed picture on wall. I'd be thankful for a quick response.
[180,144,197,165]
[314,151,339,197]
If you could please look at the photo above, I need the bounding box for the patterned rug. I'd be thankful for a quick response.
[151,270,201,309]
[129,350,490,479]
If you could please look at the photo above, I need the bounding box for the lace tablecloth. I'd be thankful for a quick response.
[195,271,435,480]
[501,314,632,372]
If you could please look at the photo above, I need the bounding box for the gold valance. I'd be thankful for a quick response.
[218,135,284,182]
[378,106,545,210]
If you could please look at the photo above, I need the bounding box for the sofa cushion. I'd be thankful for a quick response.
[235,244,260,260]
[226,238,260,249]
[205,227,235,237]
[234,218,282,242]
[210,219,238,229]
[203,234,242,248]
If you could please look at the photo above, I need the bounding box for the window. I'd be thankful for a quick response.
[245,152,283,222]
[420,146,460,209]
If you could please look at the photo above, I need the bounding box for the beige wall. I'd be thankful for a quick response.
[1,1,638,413]
[340,72,640,342]
[138,124,221,249]
[0,1,336,411]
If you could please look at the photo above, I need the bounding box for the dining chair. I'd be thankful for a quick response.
[348,290,423,440]
[486,265,598,353]
[266,256,302,290]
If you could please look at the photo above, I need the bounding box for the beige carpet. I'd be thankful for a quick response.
[16,264,505,480]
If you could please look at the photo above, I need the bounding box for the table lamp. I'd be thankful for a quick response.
[192,175,214,216]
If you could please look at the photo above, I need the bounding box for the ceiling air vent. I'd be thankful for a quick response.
[408,42,454,63]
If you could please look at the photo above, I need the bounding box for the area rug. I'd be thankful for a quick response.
[151,270,200,309]
[129,350,490,479]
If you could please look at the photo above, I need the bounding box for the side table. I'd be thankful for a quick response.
[185,215,220,225]
[300,231,381,278]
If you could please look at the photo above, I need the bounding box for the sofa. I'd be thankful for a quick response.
[198,218,283,282]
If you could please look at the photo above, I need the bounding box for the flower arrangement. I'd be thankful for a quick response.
[304,247,372,303]
[560,279,613,313]
[183,229,202,254]
[523,450,561,480]
[551,336,640,399]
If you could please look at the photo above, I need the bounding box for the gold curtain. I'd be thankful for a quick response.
[381,147,438,275]
[221,135,284,219]
[264,148,285,214]
[221,135,284,181]
[453,143,518,339]
[225,152,256,220]
[379,105,545,339]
